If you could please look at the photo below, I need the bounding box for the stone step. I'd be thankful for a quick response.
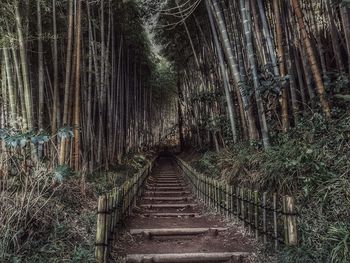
[142,197,193,202]
[144,191,191,196]
[129,227,228,236]
[142,212,200,218]
[151,177,182,180]
[126,252,251,263]
[148,180,185,184]
[147,182,187,185]
[153,173,178,176]
[140,203,197,209]
[146,186,188,191]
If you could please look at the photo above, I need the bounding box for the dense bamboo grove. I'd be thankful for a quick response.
[152,0,350,150]
[0,0,177,173]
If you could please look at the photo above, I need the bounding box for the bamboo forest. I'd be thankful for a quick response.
[0,0,350,262]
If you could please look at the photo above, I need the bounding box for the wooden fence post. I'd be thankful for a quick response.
[254,191,258,239]
[202,176,204,204]
[215,181,219,212]
[262,192,267,243]
[273,193,278,251]
[284,196,298,245]
[230,185,234,219]
[219,183,223,214]
[114,189,120,240]
[240,188,245,223]
[109,192,115,244]
[247,189,252,233]
[95,195,107,263]
[211,180,214,210]
[105,194,111,260]
[236,187,240,221]
[226,184,230,217]
[133,176,137,207]
[205,177,208,205]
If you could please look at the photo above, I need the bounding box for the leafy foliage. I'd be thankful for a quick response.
[52,165,71,183]
[57,126,74,139]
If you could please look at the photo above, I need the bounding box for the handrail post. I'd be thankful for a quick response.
[226,184,229,218]
[230,185,234,219]
[236,187,240,222]
[283,196,298,246]
[254,190,259,239]
[95,195,107,263]
[248,189,252,233]
[240,188,245,224]
[273,193,278,251]
[105,194,111,260]
[262,192,267,243]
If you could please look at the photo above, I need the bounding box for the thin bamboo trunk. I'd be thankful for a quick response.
[73,0,82,170]
[52,0,60,135]
[59,0,74,165]
[273,0,289,132]
[15,2,33,130]
[291,0,331,118]
[240,0,270,148]
[37,0,44,158]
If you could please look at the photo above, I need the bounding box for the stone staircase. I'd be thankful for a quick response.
[113,157,253,263]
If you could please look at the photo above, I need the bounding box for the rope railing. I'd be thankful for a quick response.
[95,158,156,263]
[174,156,298,249]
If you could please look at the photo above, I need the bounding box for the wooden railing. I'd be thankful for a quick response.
[174,156,298,249]
[94,158,156,263]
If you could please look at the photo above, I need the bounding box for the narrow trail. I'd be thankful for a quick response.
[112,156,255,263]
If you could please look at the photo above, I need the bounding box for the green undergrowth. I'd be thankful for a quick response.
[189,113,350,263]
[0,153,152,263]
[88,152,152,195]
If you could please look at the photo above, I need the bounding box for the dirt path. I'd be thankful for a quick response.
[112,157,256,262]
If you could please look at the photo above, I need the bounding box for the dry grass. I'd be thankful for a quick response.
[0,163,97,262]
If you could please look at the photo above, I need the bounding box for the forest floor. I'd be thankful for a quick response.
[111,157,268,263]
